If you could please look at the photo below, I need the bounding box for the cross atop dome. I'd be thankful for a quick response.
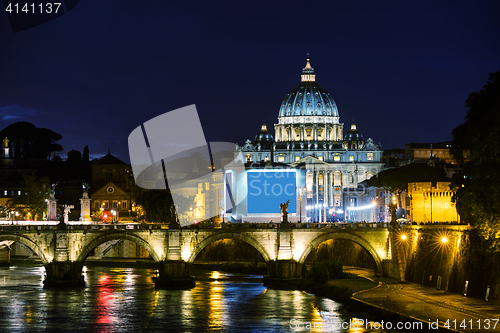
[301,53,315,82]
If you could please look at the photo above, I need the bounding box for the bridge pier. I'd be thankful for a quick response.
[263,260,303,289]
[43,261,85,288]
[0,245,11,267]
[154,260,195,289]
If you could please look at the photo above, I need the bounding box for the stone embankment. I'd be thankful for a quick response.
[305,267,500,333]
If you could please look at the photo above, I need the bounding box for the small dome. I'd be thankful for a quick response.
[344,121,363,141]
[278,55,339,119]
[254,121,274,147]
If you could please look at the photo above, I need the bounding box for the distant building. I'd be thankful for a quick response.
[0,146,89,220]
[90,150,142,221]
[408,182,459,223]
[382,148,406,168]
[342,182,388,222]
[405,142,454,164]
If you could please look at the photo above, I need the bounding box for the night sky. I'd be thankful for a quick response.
[1,1,499,163]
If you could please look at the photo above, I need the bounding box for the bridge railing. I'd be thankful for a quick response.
[0,221,393,232]
[181,221,390,230]
[0,224,161,232]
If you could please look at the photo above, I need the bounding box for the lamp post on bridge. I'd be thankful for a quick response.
[390,193,403,281]
[297,187,305,223]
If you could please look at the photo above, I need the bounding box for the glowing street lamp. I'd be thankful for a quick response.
[297,187,305,223]
[372,199,376,223]
[441,237,448,244]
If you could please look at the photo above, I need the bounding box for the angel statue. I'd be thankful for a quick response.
[280,200,290,223]
[63,205,71,223]
[82,183,90,198]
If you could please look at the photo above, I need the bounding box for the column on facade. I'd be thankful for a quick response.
[315,168,319,221]
[324,171,328,209]
[314,125,318,141]
[330,170,334,208]
[324,171,328,207]
[329,171,333,207]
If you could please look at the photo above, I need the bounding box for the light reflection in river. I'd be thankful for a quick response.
[0,265,399,332]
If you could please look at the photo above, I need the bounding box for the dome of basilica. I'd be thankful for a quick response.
[274,55,344,143]
[278,56,339,119]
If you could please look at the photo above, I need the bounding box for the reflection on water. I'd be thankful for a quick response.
[0,265,398,332]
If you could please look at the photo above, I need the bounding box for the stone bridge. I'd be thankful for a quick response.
[0,222,400,288]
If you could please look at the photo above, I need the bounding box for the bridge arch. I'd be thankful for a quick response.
[0,234,50,264]
[298,232,383,275]
[76,232,162,263]
[187,232,272,264]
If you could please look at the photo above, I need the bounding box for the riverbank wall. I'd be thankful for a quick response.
[398,226,500,303]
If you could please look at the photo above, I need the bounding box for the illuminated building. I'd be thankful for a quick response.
[90,150,142,220]
[408,182,459,223]
[405,142,455,164]
[237,56,384,222]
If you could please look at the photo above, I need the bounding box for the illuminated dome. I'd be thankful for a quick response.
[274,55,344,143]
[344,121,363,141]
[254,121,274,149]
[254,122,273,143]
[278,57,339,119]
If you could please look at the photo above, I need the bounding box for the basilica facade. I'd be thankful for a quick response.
[238,57,384,221]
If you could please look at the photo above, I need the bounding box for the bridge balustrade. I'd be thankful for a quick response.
[0,221,394,232]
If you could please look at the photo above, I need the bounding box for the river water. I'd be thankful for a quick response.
[0,264,402,332]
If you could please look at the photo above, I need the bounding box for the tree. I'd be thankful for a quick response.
[82,145,90,166]
[7,173,50,220]
[367,162,447,207]
[135,190,196,223]
[33,127,63,159]
[451,71,500,246]
[67,149,82,166]
[0,122,63,159]
[0,122,36,158]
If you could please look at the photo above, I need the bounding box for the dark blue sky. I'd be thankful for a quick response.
[1,1,499,163]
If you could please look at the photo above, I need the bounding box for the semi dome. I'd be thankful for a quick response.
[278,56,339,119]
